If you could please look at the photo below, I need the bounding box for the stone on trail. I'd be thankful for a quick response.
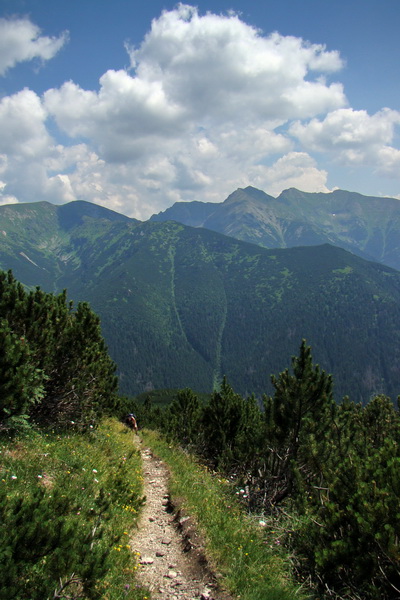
[166,570,178,579]
[161,537,172,545]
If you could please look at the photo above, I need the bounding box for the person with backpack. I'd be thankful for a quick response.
[125,413,138,433]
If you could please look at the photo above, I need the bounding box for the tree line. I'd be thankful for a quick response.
[137,341,400,600]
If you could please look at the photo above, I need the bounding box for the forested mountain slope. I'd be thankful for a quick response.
[151,186,400,271]
[0,200,135,289]
[1,201,400,402]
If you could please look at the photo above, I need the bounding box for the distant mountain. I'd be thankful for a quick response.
[151,187,400,271]
[0,200,135,290]
[1,200,400,403]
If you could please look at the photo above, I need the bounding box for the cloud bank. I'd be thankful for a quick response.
[0,5,399,218]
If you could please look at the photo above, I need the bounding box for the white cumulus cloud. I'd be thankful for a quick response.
[40,4,347,216]
[126,5,345,122]
[290,107,400,175]
[252,152,330,196]
[0,88,52,157]
[0,17,68,76]
[0,88,77,206]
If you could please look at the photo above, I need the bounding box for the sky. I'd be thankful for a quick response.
[0,0,399,220]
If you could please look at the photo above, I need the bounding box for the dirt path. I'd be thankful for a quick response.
[130,441,230,600]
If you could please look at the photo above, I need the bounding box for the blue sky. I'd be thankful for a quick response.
[0,0,399,218]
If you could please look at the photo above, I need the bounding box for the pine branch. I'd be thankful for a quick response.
[53,573,84,599]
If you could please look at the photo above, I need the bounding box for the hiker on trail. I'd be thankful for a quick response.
[126,413,138,433]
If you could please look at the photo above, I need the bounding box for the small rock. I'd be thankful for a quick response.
[166,570,178,579]
[156,550,165,557]
[161,538,172,545]
[148,516,156,522]
[140,556,154,565]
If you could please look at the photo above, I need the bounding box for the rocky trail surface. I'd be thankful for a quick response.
[130,442,232,600]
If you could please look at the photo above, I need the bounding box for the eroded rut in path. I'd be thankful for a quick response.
[130,444,229,600]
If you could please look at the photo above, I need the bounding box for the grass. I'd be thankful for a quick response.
[142,429,309,600]
[0,419,149,600]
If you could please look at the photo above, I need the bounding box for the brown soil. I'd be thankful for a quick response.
[130,441,233,600]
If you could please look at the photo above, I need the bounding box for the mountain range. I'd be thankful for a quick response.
[1,192,400,403]
[151,186,400,271]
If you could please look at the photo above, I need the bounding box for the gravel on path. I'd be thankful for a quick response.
[130,443,232,600]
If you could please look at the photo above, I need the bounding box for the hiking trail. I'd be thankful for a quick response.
[130,440,232,600]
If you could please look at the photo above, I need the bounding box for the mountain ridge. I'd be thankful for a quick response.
[151,186,400,271]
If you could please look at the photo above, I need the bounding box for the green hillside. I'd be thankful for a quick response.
[151,186,400,271]
[0,200,134,289]
[1,201,400,402]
